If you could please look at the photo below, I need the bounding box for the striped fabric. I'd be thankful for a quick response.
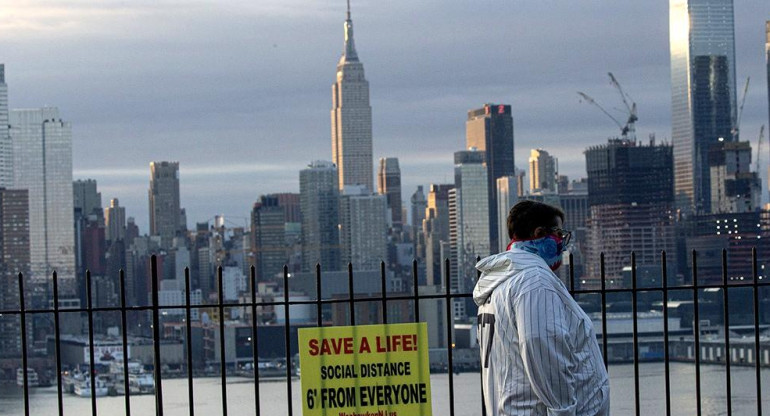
[474,249,610,415]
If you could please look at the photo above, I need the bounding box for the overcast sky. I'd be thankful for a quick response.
[2,0,769,231]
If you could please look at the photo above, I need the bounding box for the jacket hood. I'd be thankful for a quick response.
[472,249,550,306]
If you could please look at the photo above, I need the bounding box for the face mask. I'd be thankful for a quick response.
[509,235,564,271]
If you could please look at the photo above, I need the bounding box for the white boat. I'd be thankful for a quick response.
[16,368,40,388]
[110,361,142,376]
[73,376,108,397]
[115,372,155,395]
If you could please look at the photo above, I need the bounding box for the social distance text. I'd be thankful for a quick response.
[307,334,418,356]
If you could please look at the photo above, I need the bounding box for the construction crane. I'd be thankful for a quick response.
[577,92,625,132]
[578,73,638,140]
[732,77,750,141]
[757,126,761,172]
[608,72,638,141]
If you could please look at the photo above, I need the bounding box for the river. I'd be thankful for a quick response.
[1,363,768,415]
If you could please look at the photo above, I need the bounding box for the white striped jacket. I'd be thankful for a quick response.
[473,249,610,415]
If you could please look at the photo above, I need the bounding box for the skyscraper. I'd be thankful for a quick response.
[0,189,29,356]
[515,168,526,198]
[104,198,127,305]
[300,161,340,272]
[766,21,769,132]
[585,139,676,285]
[73,179,105,281]
[466,104,514,252]
[73,179,102,219]
[709,141,761,213]
[105,198,126,243]
[149,161,182,249]
[496,176,518,252]
[271,193,302,224]
[377,157,402,229]
[528,148,558,193]
[450,149,490,319]
[10,107,76,293]
[252,195,288,281]
[331,3,373,192]
[0,65,10,188]
[670,0,737,212]
[410,186,427,230]
[423,184,453,286]
[339,186,388,270]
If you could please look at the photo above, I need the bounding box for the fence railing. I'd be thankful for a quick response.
[2,248,770,416]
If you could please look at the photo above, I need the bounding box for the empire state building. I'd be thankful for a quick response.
[331,2,373,192]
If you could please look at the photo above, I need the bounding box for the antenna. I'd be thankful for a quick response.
[347,0,351,20]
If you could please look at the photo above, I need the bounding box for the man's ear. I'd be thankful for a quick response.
[532,226,547,239]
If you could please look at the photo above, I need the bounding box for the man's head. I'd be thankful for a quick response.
[506,200,568,270]
[507,200,565,241]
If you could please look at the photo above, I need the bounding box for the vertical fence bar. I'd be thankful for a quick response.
[661,251,671,416]
[86,270,98,416]
[444,258,455,416]
[477,257,484,416]
[721,249,732,416]
[381,261,388,324]
[184,268,194,416]
[412,260,420,323]
[120,270,131,416]
[283,265,293,416]
[348,263,355,326]
[151,255,164,416]
[692,250,702,416]
[251,265,261,416]
[631,252,640,416]
[217,266,228,416]
[751,247,762,416]
[18,273,29,416]
[316,264,322,327]
[53,272,64,416]
[600,253,608,369]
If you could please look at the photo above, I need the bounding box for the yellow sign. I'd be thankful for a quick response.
[298,322,432,416]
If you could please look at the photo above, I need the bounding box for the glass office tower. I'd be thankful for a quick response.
[670,0,737,213]
[10,108,76,294]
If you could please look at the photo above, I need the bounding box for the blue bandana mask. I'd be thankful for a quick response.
[510,236,564,271]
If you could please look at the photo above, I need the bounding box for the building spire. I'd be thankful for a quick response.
[340,0,359,63]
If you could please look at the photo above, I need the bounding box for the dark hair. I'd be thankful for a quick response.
[507,200,565,240]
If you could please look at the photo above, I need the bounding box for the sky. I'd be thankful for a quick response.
[1,0,769,231]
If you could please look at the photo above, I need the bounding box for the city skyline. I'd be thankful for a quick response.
[1,1,769,230]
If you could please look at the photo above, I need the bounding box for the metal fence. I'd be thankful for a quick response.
[3,248,770,416]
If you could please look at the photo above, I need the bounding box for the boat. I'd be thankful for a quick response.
[16,368,40,388]
[73,376,108,397]
[110,361,154,395]
[238,359,294,378]
[110,360,143,376]
[115,372,155,395]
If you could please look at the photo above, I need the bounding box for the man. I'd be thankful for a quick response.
[474,200,609,415]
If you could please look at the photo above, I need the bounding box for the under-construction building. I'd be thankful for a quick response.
[584,138,676,288]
